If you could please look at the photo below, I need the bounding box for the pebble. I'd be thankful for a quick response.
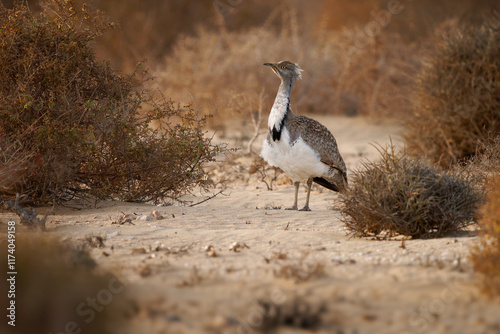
[151,210,164,220]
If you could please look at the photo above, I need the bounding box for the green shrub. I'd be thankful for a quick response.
[0,0,223,204]
[405,16,500,167]
[470,178,500,296]
[340,144,483,239]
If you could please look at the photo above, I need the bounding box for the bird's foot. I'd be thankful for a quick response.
[285,205,298,211]
[299,206,311,212]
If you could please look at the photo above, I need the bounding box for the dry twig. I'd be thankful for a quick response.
[1,194,53,230]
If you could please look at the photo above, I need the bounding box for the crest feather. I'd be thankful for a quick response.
[295,66,303,79]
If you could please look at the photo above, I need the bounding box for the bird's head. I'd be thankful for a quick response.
[263,61,303,82]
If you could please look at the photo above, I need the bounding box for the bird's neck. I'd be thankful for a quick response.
[268,79,294,133]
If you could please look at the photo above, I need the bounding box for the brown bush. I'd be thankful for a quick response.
[470,178,500,296]
[0,0,224,204]
[405,16,500,167]
[453,136,500,189]
[340,143,483,239]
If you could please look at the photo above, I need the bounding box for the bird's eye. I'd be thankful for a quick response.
[280,66,286,69]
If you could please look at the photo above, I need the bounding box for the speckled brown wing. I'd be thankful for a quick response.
[286,112,347,186]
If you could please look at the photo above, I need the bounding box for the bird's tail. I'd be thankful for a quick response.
[313,169,348,193]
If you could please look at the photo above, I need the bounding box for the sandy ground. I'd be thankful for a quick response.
[2,116,500,334]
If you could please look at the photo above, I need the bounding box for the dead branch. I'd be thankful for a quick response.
[247,89,267,155]
[189,190,226,207]
[1,194,53,231]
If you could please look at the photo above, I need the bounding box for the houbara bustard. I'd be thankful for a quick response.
[261,61,347,211]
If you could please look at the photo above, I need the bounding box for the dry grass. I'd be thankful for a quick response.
[340,143,483,239]
[249,157,284,191]
[470,178,500,296]
[152,8,416,126]
[0,140,33,196]
[452,136,500,191]
[84,0,500,74]
[405,16,500,167]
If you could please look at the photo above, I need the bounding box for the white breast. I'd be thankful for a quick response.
[261,127,328,182]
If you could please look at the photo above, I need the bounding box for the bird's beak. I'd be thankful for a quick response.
[264,62,280,77]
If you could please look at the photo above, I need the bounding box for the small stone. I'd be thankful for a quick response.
[203,245,215,252]
[203,245,218,257]
[229,242,250,252]
[207,249,217,258]
[151,210,164,220]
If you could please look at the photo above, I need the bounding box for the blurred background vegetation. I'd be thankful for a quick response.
[3,0,497,69]
[3,0,498,118]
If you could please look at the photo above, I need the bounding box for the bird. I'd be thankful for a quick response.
[260,60,347,211]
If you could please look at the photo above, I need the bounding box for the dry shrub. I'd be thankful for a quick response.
[470,178,500,296]
[0,140,32,194]
[0,1,224,204]
[474,137,500,177]
[405,16,500,167]
[454,136,500,188]
[340,143,483,239]
[248,156,284,191]
[152,8,415,124]
[0,235,131,334]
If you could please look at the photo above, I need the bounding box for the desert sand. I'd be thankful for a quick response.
[2,116,500,334]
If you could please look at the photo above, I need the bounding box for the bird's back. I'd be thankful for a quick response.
[285,112,347,191]
[286,113,345,170]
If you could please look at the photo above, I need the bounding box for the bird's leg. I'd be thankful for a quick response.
[299,178,313,211]
[285,181,300,210]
